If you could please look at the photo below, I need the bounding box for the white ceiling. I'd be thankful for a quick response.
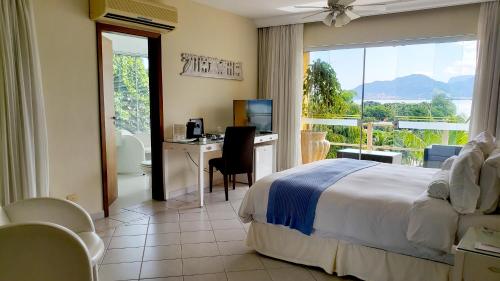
[191,0,489,27]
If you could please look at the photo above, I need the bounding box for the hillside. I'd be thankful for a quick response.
[352,74,474,100]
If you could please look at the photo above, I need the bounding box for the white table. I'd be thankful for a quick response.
[164,133,278,207]
[454,227,500,281]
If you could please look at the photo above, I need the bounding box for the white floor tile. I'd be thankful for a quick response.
[108,235,146,249]
[181,242,220,258]
[102,247,144,264]
[113,224,148,236]
[267,268,316,281]
[207,211,238,220]
[210,219,243,230]
[183,273,228,281]
[226,270,272,281]
[146,233,181,246]
[217,241,255,255]
[180,220,212,232]
[140,259,183,279]
[148,222,181,234]
[181,231,216,244]
[259,256,296,269]
[143,245,182,261]
[99,262,141,281]
[213,229,246,242]
[180,212,210,222]
[182,256,225,275]
[223,254,265,272]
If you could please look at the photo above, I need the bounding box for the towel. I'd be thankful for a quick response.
[427,170,450,200]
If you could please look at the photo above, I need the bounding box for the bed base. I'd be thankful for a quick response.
[246,221,452,281]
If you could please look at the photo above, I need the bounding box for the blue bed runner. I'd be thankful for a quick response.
[266,158,379,235]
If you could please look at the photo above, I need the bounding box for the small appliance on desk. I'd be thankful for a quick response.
[186,118,204,139]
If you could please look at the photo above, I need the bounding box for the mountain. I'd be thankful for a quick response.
[351,74,474,100]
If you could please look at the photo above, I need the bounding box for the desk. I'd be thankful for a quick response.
[337,148,402,164]
[164,133,278,206]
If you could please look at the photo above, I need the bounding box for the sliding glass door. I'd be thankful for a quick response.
[303,38,477,166]
[303,49,364,162]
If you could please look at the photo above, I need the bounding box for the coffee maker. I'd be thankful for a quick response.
[186,118,204,139]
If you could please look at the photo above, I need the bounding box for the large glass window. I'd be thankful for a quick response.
[304,39,477,166]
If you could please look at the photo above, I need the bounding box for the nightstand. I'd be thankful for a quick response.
[454,227,500,281]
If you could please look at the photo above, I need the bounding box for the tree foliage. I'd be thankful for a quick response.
[303,59,356,117]
[113,55,150,134]
[302,59,469,165]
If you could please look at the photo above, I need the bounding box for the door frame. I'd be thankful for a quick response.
[96,23,165,217]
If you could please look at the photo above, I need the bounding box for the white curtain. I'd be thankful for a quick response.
[0,0,49,205]
[470,1,500,139]
[258,24,303,171]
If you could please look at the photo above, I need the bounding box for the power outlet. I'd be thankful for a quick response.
[66,193,78,202]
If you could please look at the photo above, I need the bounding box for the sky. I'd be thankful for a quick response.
[310,40,477,90]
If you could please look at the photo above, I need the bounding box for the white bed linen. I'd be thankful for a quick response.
[239,160,459,262]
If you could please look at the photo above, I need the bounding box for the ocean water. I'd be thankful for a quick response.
[361,99,472,118]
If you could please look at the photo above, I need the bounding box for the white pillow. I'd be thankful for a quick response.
[427,170,450,200]
[441,156,457,170]
[478,148,500,213]
[449,144,484,214]
[472,131,496,157]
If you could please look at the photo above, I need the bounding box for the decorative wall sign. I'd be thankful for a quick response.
[180,53,243,81]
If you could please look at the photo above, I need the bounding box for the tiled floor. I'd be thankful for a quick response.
[95,183,358,281]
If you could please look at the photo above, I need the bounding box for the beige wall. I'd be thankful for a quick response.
[157,0,258,196]
[304,4,480,50]
[33,0,103,214]
[32,0,258,214]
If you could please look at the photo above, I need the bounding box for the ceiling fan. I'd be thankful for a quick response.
[296,0,390,27]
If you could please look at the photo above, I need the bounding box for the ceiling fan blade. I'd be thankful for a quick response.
[294,5,329,9]
[352,4,387,11]
[323,12,336,27]
[302,10,331,19]
[337,0,356,6]
[335,12,352,27]
[344,9,360,20]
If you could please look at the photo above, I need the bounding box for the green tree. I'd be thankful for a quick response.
[303,59,355,117]
[113,55,150,134]
[430,93,457,118]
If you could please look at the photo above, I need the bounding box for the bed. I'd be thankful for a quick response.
[238,158,498,281]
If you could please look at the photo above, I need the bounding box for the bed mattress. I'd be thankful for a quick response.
[239,159,459,264]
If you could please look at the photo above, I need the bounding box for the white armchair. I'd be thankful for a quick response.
[117,134,147,174]
[0,198,104,281]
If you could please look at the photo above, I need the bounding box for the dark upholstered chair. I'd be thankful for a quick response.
[209,126,256,201]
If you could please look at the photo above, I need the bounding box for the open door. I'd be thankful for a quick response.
[97,23,165,217]
[101,36,118,205]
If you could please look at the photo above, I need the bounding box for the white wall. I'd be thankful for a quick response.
[32,0,258,214]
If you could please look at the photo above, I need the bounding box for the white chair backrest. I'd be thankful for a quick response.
[134,133,151,148]
[0,223,92,281]
[0,207,10,226]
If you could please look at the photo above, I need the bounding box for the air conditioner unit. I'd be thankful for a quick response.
[90,0,178,32]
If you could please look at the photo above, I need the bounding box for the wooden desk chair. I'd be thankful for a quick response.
[209,126,256,201]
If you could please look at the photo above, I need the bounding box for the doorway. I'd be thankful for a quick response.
[97,23,164,217]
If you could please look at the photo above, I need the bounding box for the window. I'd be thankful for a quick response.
[113,54,150,134]
[304,39,477,166]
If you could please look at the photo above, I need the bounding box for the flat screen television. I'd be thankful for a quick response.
[233,99,273,133]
